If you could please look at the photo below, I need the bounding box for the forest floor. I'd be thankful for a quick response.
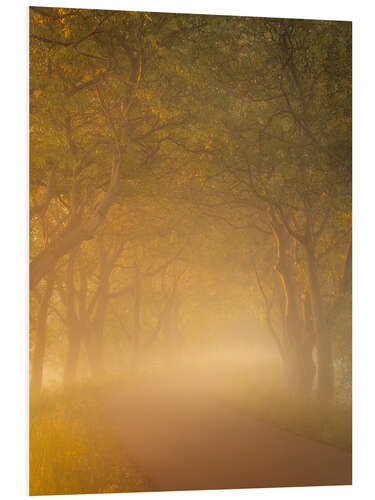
[103,366,352,492]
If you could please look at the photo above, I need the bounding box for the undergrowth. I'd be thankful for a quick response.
[223,361,352,452]
[29,380,153,496]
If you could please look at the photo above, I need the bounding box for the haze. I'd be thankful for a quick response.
[29,7,352,495]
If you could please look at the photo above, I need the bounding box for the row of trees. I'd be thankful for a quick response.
[30,8,351,399]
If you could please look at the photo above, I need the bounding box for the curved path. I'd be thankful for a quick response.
[105,372,352,492]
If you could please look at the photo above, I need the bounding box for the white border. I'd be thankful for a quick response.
[1,1,373,499]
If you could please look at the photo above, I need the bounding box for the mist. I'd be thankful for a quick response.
[29,7,352,495]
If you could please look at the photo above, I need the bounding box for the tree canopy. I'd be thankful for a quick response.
[29,8,351,401]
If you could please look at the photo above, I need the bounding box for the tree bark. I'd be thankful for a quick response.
[64,327,81,385]
[85,288,109,379]
[300,291,316,391]
[62,250,81,386]
[88,267,111,376]
[30,269,55,397]
[306,246,334,399]
[30,153,121,290]
[133,267,141,364]
[272,220,315,392]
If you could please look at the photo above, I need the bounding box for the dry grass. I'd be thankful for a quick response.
[29,382,153,496]
[222,360,352,452]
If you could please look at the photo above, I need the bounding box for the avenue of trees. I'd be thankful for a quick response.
[30,8,351,400]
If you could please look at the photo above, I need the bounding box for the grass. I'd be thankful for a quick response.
[29,361,351,495]
[222,360,352,452]
[29,380,153,496]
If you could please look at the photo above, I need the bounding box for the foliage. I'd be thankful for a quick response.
[29,10,352,492]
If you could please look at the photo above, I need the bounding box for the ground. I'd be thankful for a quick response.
[104,367,352,492]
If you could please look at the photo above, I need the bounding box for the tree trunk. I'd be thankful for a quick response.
[85,320,105,379]
[64,327,81,385]
[30,269,55,398]
[164,289,184,368]
[306,247,334,399]
[275,206,335,398]
[272,222,315,393]
[300,291,316,392]
[131,267,141,368]
[30,154,121,290]
[85,328,99,378]
[89,276,110,377]
[63,250,81,386]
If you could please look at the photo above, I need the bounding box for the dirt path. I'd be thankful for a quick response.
[105,373,352,492]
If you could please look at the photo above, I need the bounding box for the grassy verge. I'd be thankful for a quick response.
[29,380,153,496]
[222,361,352,452]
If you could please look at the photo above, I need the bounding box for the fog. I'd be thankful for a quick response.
[29,8,351,495]
[41,323,281,392]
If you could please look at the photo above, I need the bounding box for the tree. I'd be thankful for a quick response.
[30,10,351,402]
